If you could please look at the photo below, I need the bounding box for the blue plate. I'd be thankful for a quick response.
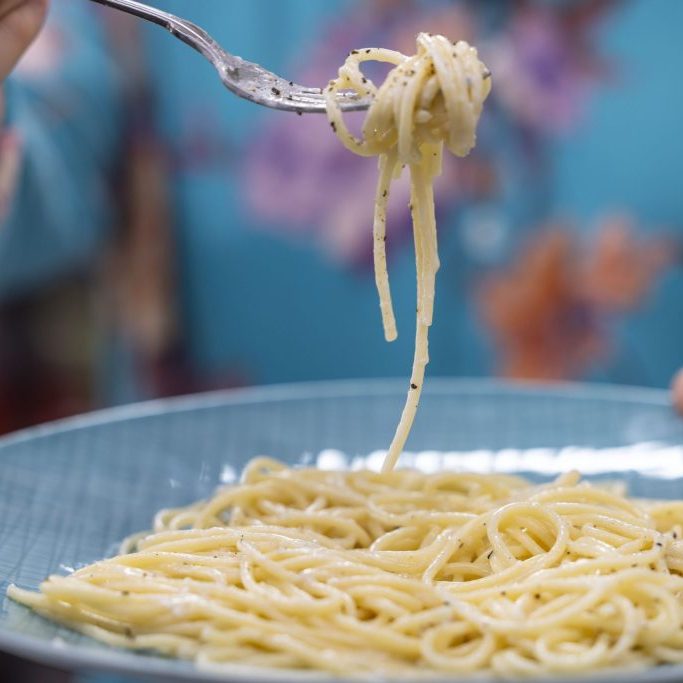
[3,378,683,682]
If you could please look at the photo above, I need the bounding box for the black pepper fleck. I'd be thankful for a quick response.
[271,87,281,96]
[410,383,418,389]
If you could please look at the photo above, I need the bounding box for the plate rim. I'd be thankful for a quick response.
[0,377,673,452]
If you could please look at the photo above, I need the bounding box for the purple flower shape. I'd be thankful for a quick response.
[486,2,612,132]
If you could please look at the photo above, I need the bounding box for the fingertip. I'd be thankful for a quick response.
[671,368,683,417]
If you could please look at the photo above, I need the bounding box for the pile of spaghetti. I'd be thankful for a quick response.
[10,458,683,675]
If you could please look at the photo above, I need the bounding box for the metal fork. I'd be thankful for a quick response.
[88,0,371,114]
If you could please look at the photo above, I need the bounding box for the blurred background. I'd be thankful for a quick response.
[1,0,683,680]
[1,0,681,439]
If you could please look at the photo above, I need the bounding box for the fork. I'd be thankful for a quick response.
[88,0,371,114]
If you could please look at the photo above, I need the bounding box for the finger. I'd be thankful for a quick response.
[0,0,49,82]
[672,368,683,417]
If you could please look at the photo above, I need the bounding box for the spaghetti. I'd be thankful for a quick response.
[10,460,683,675]
[10,34,683,678]
[325,33,491,471]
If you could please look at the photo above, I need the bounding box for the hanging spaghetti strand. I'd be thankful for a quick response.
[326,33,491,470]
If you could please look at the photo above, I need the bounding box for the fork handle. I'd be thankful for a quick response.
[89,0,171,26]
[88,0,227,66]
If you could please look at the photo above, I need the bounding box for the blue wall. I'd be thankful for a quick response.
[554,0,683,387]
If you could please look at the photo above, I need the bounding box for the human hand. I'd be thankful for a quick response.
[0,0,48,83]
